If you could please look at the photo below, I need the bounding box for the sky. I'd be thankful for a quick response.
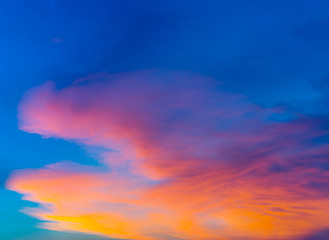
[1,0,329,239]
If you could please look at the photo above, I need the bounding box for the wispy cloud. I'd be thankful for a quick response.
[6,70,329,240]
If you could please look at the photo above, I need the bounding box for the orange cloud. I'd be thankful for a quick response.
[7,70,329,240]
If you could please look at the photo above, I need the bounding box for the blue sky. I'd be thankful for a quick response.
[1,1,329,239]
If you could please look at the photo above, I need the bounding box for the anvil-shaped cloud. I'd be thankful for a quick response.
[6,70,329,240]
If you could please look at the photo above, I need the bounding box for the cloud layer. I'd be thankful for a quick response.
[6,70,329,240]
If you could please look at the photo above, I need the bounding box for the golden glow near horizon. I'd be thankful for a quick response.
[7,71,329,240]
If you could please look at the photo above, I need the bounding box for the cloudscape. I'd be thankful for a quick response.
[1,1,329,240]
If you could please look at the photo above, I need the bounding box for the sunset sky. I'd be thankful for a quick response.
[2,1,329,240]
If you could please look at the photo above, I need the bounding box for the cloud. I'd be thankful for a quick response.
[299,227,329,240]
[6,70,329,240]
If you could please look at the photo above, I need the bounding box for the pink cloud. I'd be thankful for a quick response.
[7,70,329,240]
